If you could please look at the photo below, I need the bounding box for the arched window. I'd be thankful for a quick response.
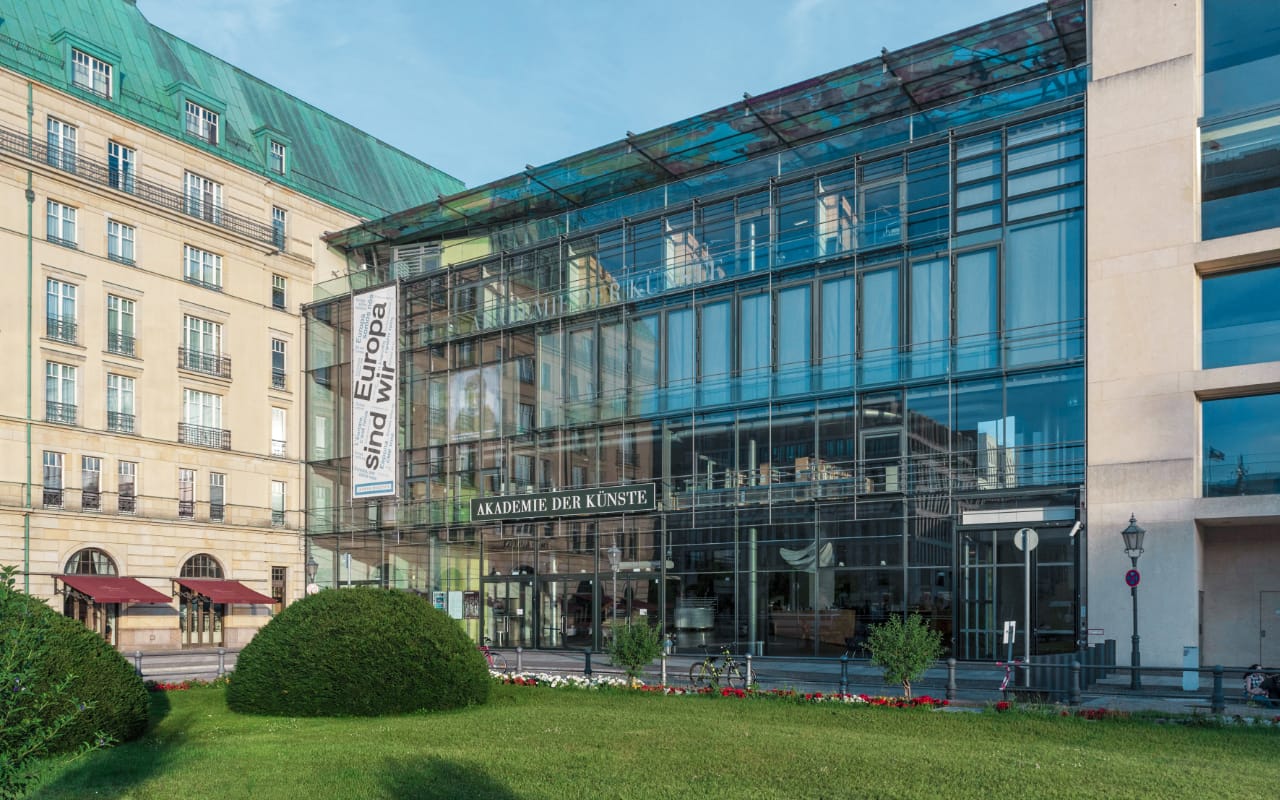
[180,553,223,578]
[65,547,117,575]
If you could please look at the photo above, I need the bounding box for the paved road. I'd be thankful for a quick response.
[133,645,1278,718]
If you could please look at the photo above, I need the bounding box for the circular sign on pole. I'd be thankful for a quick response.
[305,583,320,595]
[1125,569,1140,588]
[1013,527,1039,551]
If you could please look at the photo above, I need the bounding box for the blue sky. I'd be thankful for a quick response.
[137,0,1036,188]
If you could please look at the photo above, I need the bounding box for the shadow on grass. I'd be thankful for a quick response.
[29,689,178,799]
[380,756,519,800]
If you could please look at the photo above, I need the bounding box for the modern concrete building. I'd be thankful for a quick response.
[0,0,461,648]
[1087,0,1280,670]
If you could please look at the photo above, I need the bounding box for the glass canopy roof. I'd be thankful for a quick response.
[327,0,1085,252]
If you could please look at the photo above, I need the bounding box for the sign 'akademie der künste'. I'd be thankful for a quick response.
[470,483,657,522]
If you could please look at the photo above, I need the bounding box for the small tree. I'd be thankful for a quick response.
[866,613,943,698]
[606,620,664,685]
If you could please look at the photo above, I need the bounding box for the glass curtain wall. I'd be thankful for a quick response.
[305,104,1085,660]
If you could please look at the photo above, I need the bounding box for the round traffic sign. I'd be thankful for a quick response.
[1013,527,1039,551]
[1125,569,1140,587]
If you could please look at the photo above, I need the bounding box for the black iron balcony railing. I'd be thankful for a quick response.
[0,124,277,246]
[45,401,77,425]
[210,502,225,522]
[46,315,77,343]
[271,438,286,457]
[183,274,222,292]
[178,348,231,379]
[271,368,286,390]
[107,411,135,434]
[107,250,135,266]
[43,488,62,508]
[107,332,135,357]
[46,233,77,250]
[178,499,195,519]
[178,422,231,450]
[271,509,285,527]
[118,493,135,513]
[82,490,100,511]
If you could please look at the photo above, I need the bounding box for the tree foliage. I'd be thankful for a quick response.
[227,587,490,716]
[1,565,137,798]
[866,613,944,698]
[606,621,664,682]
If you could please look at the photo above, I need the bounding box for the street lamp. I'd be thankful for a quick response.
[1121,514,1146,690]
[305,554,319,584]
[606,543,622,626]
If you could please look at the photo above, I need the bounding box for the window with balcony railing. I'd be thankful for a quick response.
[43,488,63,508]
[179,348,231,379]
[178,422,231,450]
[107,411,134,434]
[271,369,286,390]
[46,315,77,344]
[107,332,135,357]
[178,499,195,519]
[82,491,100,511]
[45,401,76,425]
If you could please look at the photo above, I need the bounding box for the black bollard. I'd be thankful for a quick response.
[584,647,592,678]
[134,650,143,677]
[1069,661,1082,706]
[840,653,850,695]
[1211,665,1224,714]
[516,646,523,674]
[946,658,956,701]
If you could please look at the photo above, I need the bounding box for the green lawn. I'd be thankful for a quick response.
[28,685,1280,800]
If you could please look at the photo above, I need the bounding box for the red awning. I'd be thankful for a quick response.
[174,578,274,605]
[57,575,171,604]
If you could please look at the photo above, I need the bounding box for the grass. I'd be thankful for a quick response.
[28,685,1280,800]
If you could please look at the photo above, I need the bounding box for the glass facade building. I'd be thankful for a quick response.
[305,2,1088,660]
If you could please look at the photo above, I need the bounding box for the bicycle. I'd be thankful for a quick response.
[688,645,758,689]
[478,637,509,673]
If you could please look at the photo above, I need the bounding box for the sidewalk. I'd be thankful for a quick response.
[129,645,1280,719]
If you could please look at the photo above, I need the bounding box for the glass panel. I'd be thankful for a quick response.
[859,182,901,248]
[777,285,811,395]
[1004,212,1082,366]
[1203,392,1280,497]
[1004,368,1084,487]
[740,293,771,402]
[666,308,694,410]
[1204,0,1280,118]
[955,248,1000,372]
[699,302,731,405]
[1006,134,1082,172]
[820,276,854,391]
[1203,264,1280,368]
[629,316,659,415]
[859,267,898,385]
[1201,110,1280,239]
[909,257,948,378]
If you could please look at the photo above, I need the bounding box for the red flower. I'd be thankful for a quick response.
[995,701,1010,712]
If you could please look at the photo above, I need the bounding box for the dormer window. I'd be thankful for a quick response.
[185,100,219,145]
[71,48,111,98]
[269,140,286,174]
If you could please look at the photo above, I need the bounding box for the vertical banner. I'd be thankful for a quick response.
[351,284,398,498]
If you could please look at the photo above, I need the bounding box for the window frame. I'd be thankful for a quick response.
[46,200,78,247]
[106,373,135,433]
[106,218,135,264]
[185,100,219,145]
[182,244,223,290]
[71,48,112,98]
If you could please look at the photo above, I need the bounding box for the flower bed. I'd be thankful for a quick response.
[492,672,947,708]
[145,676,229,692]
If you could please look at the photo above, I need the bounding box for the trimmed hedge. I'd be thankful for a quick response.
[0,588,149,752]
[226,587,490,717]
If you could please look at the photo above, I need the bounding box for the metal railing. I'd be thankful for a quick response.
[45,401,77,425]
[178,423,231,450]
[107,332,135,357]
[42,488,62,508]
[46,315,77,343]
[0,123,278,246]
[107,411,135,433]
[178,348,232,379]
[271,368,286,390]
[82,490,100,511]
[118,494,136,513]
[177,499,195,518]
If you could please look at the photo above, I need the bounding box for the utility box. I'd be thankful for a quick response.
[1182,646,1200,691]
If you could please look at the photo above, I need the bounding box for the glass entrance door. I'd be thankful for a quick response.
[178,591,223,647]
[484,579,534,649]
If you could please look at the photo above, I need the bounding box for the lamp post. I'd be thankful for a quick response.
[1121,514,1146,690]
[606,543,621,627]
[305,554,319,589]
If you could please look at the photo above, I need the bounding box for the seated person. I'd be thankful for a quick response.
[1261,673,1280,700]
[1244,664,1269,697]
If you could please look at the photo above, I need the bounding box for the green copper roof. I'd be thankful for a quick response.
[0,0,463,219]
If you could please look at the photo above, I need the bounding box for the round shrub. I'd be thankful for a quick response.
[226,587,490,716]
[0,586,149,752]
